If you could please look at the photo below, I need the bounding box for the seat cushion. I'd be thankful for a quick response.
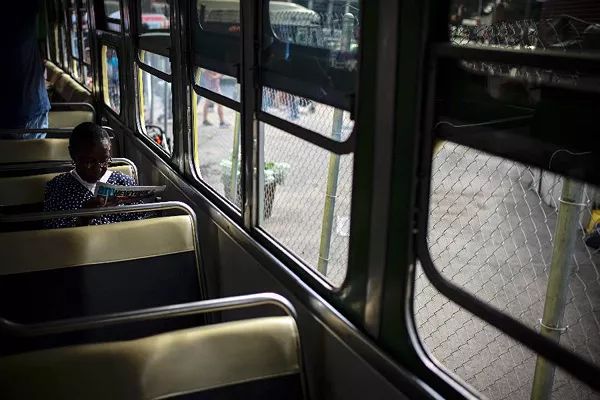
[0,316,301,400]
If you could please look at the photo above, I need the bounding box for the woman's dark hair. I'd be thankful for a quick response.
[69,122,111,155]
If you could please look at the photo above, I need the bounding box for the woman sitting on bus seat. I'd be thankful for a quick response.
[43,122,144,229]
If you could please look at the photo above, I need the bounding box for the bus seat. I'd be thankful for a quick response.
[0,215,203,353]
[70,85,92,103]
[48,110,95,128]
[0,164,135,211]
[52,73,68,100]
[0,316,304,400]
[0,139,70,164]
[59,75,76,102]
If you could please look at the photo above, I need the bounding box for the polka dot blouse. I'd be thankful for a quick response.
[43,171,145,229]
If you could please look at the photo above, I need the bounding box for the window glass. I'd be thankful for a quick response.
[194,95,241,207]
[421,140,600,376]
[72,59,80,79]
[139,0,170,31]
[415,264,599,399]
[139,69,173,154]
[83,64,93,90]
[196,0,240,35]
[104,0,122,31]
[60,26,68,68]
[81,0,91,64]
[195,68,240,102]
[267,0,360,70]
[262,87,353,141]
[49,25,59,63]
[139,51,171,75]
[449,0,600,54]
[259,124,353,286]
[103,46,121,114]
[262,0,359,111]
[69,1,79,59]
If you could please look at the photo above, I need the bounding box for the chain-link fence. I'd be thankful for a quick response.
[415,141,600,399]
[195,85,354,286]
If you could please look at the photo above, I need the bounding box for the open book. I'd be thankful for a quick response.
[94,182,166,205]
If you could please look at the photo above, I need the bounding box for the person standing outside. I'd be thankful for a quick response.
[200,70,230,128]
[0,1,50,139]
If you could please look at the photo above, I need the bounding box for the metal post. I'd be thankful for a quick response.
[317,13,353,276]
[230,84,241,205]
[530,178,585,400]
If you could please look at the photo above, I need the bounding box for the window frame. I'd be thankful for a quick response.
[190,68,243,215]
[129,0,179,161]
[78,0,94,90]
[410,1,600,394]
[101,43,123,117]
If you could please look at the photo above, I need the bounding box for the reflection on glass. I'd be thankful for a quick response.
[104,47,120,113]
[81,0,91,64]
[72,59,80,79]
[449,0,600,53]
[194,96,241,207]
[60,26,68,68]
[105,0,122,32]
[262,87,353,141]
[70,7,79,59]
[140,0,170,30]
[195,68,240,102]
[196,0,240,35]
[140,69,173,154]
[140,51,171,75]
[83,64,93,90]
[260,124,354,287]
[268,0,360,70]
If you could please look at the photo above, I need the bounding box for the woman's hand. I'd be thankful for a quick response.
[83,197,106,209]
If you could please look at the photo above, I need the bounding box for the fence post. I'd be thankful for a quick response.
[317,13,354,275]
[530,178,585,400]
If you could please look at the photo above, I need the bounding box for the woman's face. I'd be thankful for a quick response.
[73,140,112,183]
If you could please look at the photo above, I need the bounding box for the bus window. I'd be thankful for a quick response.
[258,124,354,287]
[192,0,240,79]
[139,51,171,75]
[81,0,92,89]
[59,25,69,69]
[138,69,173,155]
[102,46,121,114]
[72,59,81,80]
[69,0,79,59]
[262,87,353,141]
[196,0,240,36]
[195,68,239,101]
[262,0,360,112]
[139,0,170,32]
[193,68,240,207]
[104,0,122,32]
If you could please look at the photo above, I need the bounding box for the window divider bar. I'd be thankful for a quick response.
[433,42,600,72]
[240,0,259,229]
[417,239,600,392]
[193,85,241,113]
[257,111,355,155]
[136,60,172,83]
